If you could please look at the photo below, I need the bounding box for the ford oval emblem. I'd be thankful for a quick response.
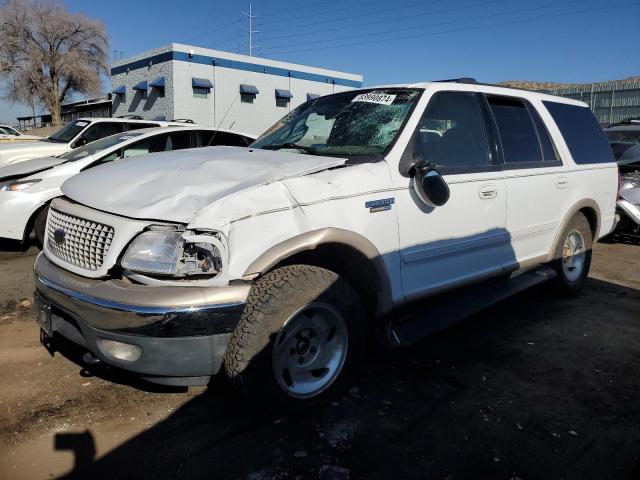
[53,228,66,245]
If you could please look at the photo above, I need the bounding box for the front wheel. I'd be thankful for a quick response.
[223,265,365,406]
[550,212,593,295]
[33,205,50,247]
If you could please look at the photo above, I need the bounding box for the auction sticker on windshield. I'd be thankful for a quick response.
[76,121,89,127]
[351,92,397,105]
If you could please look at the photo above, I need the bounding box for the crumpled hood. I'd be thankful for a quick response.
[0,140,66,167]
[0,156,66,180]
[62,146,347,223]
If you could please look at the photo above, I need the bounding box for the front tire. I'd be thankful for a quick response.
[550,212,592,295]
[223,265,365,406]
[33,205,49,247]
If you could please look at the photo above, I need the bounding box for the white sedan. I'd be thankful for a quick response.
[0,126,255,244]
[0,124,42,142]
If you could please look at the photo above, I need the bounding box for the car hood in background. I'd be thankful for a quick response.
[0,156,66,180]
[62,146,347,223]
[0,140,67,167]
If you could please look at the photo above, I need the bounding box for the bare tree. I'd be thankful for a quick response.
[0,0,108,125]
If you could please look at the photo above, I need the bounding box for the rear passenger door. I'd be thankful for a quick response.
[484,95,567,266]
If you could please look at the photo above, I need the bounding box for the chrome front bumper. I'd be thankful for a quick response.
[33,253,250,384]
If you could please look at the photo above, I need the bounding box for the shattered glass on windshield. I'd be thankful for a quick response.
[252,88,421,157]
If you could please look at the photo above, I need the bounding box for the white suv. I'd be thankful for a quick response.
[0,117,189,167]
[33,81,618,404]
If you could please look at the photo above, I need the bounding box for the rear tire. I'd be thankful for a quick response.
[550,212,592,295]
[33,205,49,247]
[224,264,365,407]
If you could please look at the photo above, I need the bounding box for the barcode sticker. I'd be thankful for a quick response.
[351,92,396,105]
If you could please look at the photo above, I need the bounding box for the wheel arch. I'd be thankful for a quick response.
[546,199,600,263]
[242,228,393,319]
[22,201,49,242]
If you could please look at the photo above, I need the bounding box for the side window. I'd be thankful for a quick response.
[126,123,159,131]
[122,133,171,158]
[92,151,119,167]
[401,91,490,173]
[167,131,194,150]
[526,103,559,162]
[486,96,542,164]
[202,131,251,147]
[80,122,124,144]
[543,101,615,164]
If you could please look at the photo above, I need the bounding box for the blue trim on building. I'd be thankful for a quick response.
[275,89,293,99]
[111,50,362,88]
[192,77,213,89]
[112,86,126,95]
[149,77,165,88]
[240,84,259,95]
[133,80,148,91]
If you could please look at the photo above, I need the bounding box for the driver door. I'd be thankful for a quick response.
[394,91,510,302]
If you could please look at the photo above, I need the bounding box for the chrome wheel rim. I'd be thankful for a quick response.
[272,302,348,399]
[562,229,586,282]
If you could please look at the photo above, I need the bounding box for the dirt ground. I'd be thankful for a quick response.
[0,236,639,480]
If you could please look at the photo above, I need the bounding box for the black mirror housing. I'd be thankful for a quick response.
[412,161,450,207]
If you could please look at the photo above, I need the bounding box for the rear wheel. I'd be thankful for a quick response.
[33,205,49,247]
[550,212,592,295]
[224,265,365,406]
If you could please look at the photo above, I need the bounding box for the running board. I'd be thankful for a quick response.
[384,266,557,348]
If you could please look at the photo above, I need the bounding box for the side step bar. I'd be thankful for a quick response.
[383,266,557,348]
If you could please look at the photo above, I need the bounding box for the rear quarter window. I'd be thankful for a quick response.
[543,101,615,165]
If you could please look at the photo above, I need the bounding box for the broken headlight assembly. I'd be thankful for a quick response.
[121,228,226,278]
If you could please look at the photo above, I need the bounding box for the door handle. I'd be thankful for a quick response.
[556,176,569,189]
[478,184,498,200]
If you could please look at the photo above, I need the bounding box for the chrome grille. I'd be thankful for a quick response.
[47,209,115,271]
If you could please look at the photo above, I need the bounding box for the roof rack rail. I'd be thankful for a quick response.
[432,77,478,84]
[117,114,143,120]
[171,118,195,124]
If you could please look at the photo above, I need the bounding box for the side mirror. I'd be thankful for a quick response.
[411,161,450,207]
[73,137,87,148]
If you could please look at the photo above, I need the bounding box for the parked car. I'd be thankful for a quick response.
[0,127,254,244]
[605,122,640,234]
[0,118,190,167]
[0,124,42,142]
[33,82,617,404]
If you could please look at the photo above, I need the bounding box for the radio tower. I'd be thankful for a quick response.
[241,2,259,56]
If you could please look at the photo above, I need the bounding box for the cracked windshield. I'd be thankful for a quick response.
[252,88,421,157]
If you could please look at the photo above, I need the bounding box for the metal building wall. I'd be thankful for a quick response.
[549,79,640,125]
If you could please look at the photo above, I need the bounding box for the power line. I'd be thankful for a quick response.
[261,0,509,44]
[258,0,411,32]
[259,0,346,18]
[260,0,581,53]
[185,17,241,44]
[261,2,635,57]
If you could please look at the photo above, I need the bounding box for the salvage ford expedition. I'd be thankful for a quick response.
[33,81,618,405]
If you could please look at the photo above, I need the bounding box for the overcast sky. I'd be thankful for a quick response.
[2,0,639,124]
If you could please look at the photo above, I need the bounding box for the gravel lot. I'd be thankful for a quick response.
[0,237,639,480]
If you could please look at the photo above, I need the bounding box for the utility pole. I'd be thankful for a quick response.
[241,2,259,56]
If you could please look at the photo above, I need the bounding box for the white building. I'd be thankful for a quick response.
[110,43,363,135]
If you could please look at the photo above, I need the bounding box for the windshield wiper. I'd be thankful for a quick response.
[261,142,318,154]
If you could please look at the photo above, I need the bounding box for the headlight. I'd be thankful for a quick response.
[121,229,224,277]
[0,178,41,191]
